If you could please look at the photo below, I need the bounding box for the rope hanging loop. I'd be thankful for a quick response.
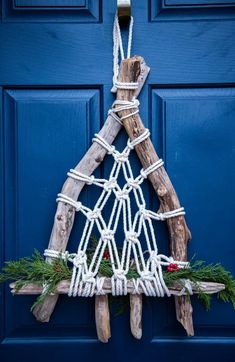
[111,13,138,93]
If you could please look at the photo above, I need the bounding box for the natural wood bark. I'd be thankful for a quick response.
[116,57,194,336]
[10,280,225,296]
[130,294,143,339]
[32,58,150,326]
[95,295,111,343]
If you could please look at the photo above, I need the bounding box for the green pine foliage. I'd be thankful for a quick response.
[0,250,72,310]
[0,250,235,312]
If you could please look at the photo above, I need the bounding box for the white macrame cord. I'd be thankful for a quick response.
[44,15,189,298]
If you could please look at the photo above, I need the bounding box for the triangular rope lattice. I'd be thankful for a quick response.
[44,129,188,298]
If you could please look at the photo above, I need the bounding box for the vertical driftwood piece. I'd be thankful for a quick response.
[95,295,111,343]
[116,57,194,336]
[130,294,143,339]
[32,58,150,332]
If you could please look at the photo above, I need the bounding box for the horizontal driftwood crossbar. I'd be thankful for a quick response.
[10,279,225,296]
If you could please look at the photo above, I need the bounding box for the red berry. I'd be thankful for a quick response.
[103,250,110,260]
[167,263,180,272]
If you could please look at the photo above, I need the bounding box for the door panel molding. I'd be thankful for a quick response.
[150,0,235,20]
[2,88,101,340]
[2,0,101,23]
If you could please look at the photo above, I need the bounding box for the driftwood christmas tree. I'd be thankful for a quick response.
[8,57,227,343]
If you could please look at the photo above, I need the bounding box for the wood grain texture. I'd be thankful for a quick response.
[130,294,143,340]
[116,57,194,336]
[32,58,150,323]
[95,295,111,343]
[10,280,225,296]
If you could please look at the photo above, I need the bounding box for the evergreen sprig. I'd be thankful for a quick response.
[0,250,235,312]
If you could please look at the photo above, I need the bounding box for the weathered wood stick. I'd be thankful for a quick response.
[95,295,111,343]
[10,280,225,295]
[116,57,193,336]
[130,294,143,339]
[32,58,150,325]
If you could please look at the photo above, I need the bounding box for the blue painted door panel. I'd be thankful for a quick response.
[1,1,235,361]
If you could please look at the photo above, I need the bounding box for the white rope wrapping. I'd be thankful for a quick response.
[108,99,140,125]
[46,129,188,298]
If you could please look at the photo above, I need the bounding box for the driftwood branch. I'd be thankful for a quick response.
[10,280,225,296]
[130,294,143,339]
[32,57,150,344]
[116,57,193,336]
[95,295,111,343]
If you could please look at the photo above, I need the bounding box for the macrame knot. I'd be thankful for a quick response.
[87,208,101,220]
[114,151,129,164]
[139,205,149,219]
[107,145,116,155]
[104,178,118,191]
[149,251,161,265]
[140,270,154,282]
[113,269,126,281]
[65,251,78,263]
[86,175,95,185]
[127,177,140,189]
[83,272,95,284]
[126,231,139,244]
[116,190,129,200]
[72,252,87,268]
[101,229,114,240]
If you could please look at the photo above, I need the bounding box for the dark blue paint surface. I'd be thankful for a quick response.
[1,1,235,361]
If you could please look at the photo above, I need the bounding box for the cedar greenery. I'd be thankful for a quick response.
[0,249,235,312]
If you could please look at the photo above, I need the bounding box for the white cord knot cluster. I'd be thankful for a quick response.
[83,272,95,284]
[116,190,129,201]
[72,252,87,267]
[149,251,161,265]
[101,229,114,241]
[126,231,139,244]
[126,178,139,189]
[139,206,149,219]
[87,208,101,221]
[139,270,154,282]
[113,150,129,163]
[104,178,118,191]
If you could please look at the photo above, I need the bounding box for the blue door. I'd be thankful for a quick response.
[1,1,235,361]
